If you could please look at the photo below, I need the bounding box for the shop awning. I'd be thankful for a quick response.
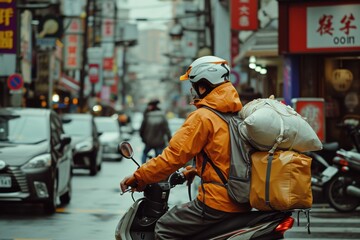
[234,19,278,64]
[58,74,80,95]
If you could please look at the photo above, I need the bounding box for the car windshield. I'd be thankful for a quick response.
[95,118,118,132]
[0,115,48,144]
[63,119,91,137]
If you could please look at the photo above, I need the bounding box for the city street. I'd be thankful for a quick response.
[0,133,360,240]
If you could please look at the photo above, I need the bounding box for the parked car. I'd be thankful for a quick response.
[0,108,72,214]
[62,113,102,176]
[94,116,123,161]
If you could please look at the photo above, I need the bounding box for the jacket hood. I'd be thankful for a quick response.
[194,81,242,113]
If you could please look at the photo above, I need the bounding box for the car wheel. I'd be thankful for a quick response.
[44,175,58,214]
[60,171,72,205]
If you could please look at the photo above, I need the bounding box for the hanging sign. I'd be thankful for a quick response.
[230,0,258,31]
[89,64,100,84]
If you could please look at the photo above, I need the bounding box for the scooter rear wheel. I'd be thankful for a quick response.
[326,174,360,213]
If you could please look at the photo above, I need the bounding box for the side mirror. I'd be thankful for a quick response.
[118,141,134,159]
[118,141,140,168]
[61,134,72,146]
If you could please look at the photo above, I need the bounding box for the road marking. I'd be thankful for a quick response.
[13,239,51,240]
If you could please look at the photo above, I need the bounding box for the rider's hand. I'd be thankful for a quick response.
[183,165,197,185]
[120,175,137,193]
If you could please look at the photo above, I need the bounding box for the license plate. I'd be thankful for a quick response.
[0,175,11,188]
[321,166,338,178]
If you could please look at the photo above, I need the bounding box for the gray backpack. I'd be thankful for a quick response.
[201,106,254,204]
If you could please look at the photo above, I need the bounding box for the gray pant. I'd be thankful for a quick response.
[155,199,233,240]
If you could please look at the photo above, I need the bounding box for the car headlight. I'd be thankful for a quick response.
[22,154,51,169]
[75,141,93,153]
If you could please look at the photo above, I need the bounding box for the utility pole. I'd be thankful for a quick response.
[78,0,91,112]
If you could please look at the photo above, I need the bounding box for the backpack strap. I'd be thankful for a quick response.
[265,153,275,210]
[200,106,231,187]
[202,105,232,123]
[201,151,227,186]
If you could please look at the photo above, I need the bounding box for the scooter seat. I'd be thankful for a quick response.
[322,142,339,151]
[191,210,291,240]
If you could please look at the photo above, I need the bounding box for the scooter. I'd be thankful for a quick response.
[324,117,360,212]
[325,148,360,212]
[115,141,306,240]
[307,141,339,193]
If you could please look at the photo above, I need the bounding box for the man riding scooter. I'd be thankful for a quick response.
[120,56,252,239]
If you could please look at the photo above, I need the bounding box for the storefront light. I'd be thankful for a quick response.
[255,66,262,72]
[52,93,60,103]
[249,63,256,69]
[249,56,256,63]
[260,68,267,75]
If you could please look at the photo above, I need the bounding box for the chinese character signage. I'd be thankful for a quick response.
[292,98,326,142]
[0,0,16,54]
[63,34,83,70]
[230,0,258,31]
[307,5,360,48]
[288,2,360,53]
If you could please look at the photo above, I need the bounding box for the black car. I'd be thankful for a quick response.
[62,113,102,176]
[0,108,72,214]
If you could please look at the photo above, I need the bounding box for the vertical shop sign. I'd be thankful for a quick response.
[0,0,16,54]
[307,5,360,49]
[64,34,83,70]
[88,63,99,84]
[230,0,258,31]
[63,18,83,70]
[292,98,326,142]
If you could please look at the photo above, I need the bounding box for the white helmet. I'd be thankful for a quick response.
[179,56,230,85]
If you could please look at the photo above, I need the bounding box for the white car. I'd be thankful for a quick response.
[94,116,123,161]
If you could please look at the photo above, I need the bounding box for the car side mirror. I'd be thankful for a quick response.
[59,134,71,152]
[61,134,71,145]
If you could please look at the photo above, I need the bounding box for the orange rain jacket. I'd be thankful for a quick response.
[133,81,251,213]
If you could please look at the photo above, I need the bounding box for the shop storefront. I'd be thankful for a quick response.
[279,0,360,147]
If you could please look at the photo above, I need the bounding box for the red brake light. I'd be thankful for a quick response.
[275,216,294,235]
[339,159,349,166]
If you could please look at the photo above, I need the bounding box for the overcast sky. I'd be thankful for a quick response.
[126,0,173,30]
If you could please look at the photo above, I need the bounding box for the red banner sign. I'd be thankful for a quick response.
[292,98,326,142]
[231,0,258,31]
[288,2,360,53]
[88,63,99,84]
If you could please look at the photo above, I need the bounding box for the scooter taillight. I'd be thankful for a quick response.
[338,159,349,166]
[275,216,294,235]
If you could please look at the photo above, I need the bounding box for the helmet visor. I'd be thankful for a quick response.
[179,66,192,81]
